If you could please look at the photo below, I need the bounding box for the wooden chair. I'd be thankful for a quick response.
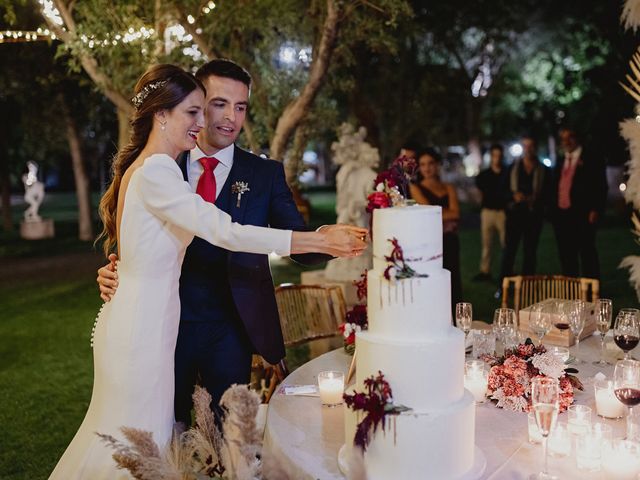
[501,275,600,314]
[261,284,347,402]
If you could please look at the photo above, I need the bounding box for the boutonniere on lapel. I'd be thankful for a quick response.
[231,181,250,207]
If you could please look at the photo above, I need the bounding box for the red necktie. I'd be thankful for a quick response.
[196,156,219,203]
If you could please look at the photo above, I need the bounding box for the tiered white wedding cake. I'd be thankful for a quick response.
[341,204,482,480]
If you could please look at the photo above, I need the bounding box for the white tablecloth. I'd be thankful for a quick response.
[263,334,638,480]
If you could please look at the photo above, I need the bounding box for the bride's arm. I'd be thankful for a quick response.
[137,155,368,257]
[138,155,292,256]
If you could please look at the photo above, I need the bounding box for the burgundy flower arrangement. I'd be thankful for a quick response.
[383,238,428,282]
[366,155,417,213]
[343,371,409,450]
[482,339,583,413]
[339,271,368,355]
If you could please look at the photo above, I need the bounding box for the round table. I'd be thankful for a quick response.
[263,335,636,479]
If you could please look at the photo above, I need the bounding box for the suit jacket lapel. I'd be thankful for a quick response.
[227,149,255,224]
[178,151,190,182]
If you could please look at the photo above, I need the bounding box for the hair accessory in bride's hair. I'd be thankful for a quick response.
[131,79,169,109]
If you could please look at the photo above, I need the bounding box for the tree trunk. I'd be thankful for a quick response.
[269,0,340,161]
[61,96,93,241]
[465,97,483,171]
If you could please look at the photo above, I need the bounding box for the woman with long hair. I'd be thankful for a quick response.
[49,64,366,479]
[409,148,462,317]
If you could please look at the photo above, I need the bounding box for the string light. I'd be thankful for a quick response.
[0,30,51,43]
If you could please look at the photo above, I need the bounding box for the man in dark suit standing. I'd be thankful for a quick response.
[97,59,359,424]
[552,127,608,279]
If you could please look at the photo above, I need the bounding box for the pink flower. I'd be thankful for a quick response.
[367,191,391,212]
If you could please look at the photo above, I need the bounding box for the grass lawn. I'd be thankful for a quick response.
[0,191,638,478]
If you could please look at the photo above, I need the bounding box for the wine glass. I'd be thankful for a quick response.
[552,301,570,332]
[613,308,640,360]
[613,359,640,440]
[567,300,586,364]
[493,308,517,352]
[593,299,612,366]
[530,377,560,480]
[530,303,551,346]
[456,302,472,338]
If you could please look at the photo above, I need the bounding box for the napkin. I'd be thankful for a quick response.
[280,385,319,396]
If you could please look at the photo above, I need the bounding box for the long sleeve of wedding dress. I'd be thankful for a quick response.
[138,153,292,256]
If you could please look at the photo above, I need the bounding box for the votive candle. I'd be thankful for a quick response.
[318,371,344,407]
[595,380,626,419]
[602,440,640,480]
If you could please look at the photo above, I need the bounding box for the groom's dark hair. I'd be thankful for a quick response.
[195,59,252,90]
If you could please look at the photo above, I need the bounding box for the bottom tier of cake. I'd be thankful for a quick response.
[342,389,477,480]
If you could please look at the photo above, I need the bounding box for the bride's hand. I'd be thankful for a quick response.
[319,224,368,257]
[97,253,119,302]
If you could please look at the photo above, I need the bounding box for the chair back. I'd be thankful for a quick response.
[275,283,347,347]
[501,275,599,314]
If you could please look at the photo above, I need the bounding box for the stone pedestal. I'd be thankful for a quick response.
[20,218,55,240]
[300,269,360,306]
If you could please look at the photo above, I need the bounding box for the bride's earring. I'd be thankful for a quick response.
[161,121,166,131]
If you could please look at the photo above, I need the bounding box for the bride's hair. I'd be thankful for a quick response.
[96,64,205,256]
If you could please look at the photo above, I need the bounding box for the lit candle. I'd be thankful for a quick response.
[595,380,626,419]
[548,423,571,457]
[567,405,591,435]
[318,371,344,407]
[576,432,602,471]
[602,440,640,480]
[464,360,487,403]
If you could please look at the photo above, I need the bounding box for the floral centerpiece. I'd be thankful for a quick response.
[343,371,410,450]
[482,339,583,413]
[339,272,368,355]
[366,155,417,212]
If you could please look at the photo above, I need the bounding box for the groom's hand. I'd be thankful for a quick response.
[97,253,119,302]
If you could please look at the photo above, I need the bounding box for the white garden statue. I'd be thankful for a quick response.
[22,161,45,222]
[324,123,378,282]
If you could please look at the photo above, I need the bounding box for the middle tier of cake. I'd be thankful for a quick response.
[367,269,453,340]
[355,327,465,411]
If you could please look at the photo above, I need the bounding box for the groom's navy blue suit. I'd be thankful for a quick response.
[174,146,327,423]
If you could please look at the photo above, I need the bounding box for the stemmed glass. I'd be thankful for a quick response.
[529,303,551,346]
[613,308,640,360]
[530,377,560,480]
[456,302,473,339]
[593,299,612,366]
[567,300,586,364]
[613,359,640,440]
[493,307,517,352]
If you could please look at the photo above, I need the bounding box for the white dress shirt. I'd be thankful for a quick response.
[188,143,234,197]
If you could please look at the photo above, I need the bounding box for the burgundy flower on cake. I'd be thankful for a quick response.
[366,155,417,213]
[355,270,368,303]
[343,371,409,450]
[382,238,428,281]
[483,339,582,413]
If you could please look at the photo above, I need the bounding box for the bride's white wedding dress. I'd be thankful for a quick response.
[49,154,291,479]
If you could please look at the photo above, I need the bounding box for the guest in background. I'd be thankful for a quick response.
[399,143,418,161]
[551,127,607,279]
[474,143,509,282]
[410,148,462,315]
[499,135,551,283]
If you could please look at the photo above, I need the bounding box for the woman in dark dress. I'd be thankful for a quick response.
[409,148,462,319]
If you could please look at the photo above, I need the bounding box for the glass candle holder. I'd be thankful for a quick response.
[472,330,495,359]
[575,424,610,472]
[317,370,345,407]
[567,404,592,435]
[594,379,626,419]
[548,422,571,457]
[464,360,488,403]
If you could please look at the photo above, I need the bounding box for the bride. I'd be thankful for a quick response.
[49,64,366,479]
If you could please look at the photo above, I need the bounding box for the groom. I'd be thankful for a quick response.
[98,59,330,424]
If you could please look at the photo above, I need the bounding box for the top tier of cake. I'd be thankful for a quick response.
[372,205,443,275]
